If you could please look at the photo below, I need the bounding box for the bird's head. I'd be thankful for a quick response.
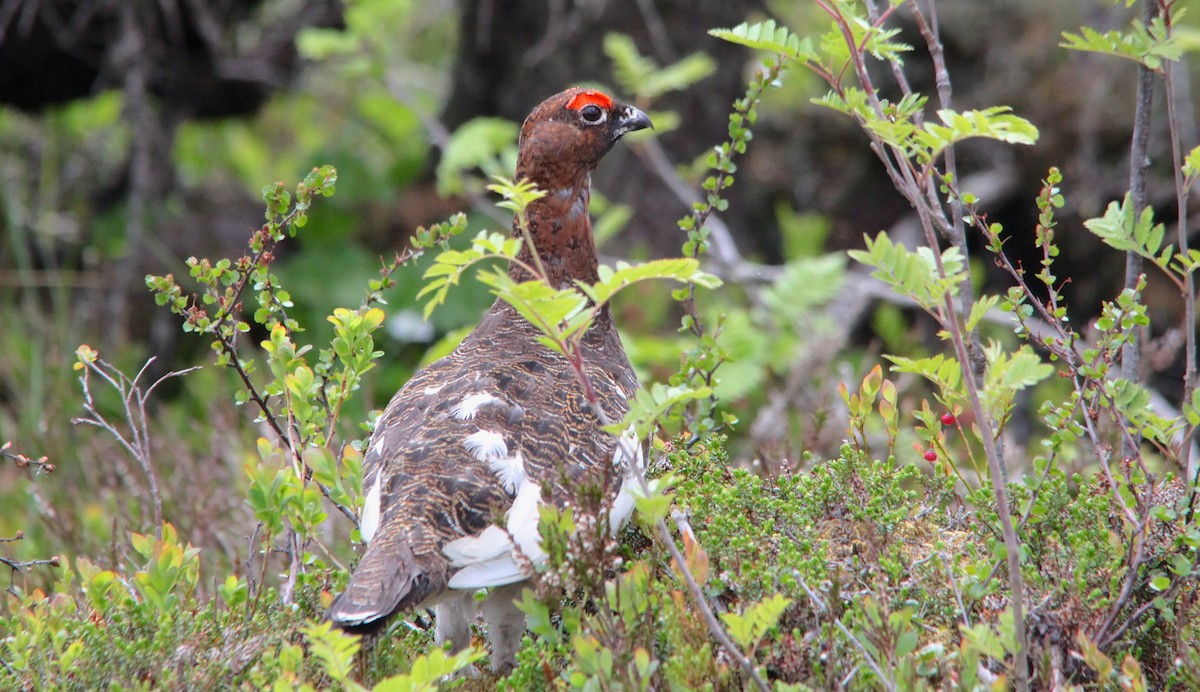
[515,88,653,187]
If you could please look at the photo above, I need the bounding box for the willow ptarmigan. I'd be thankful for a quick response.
[326,88,652,671]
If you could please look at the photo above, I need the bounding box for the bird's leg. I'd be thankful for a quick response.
[481,583,526,673]
[433,591,476,653]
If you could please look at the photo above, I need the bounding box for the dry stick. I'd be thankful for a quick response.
[1095,521,1151,648]
[280,527,302,606]
[73,358,199,539]
[938,552,971,629]
[129,359,166,537]
[924,210,1030,692]
[655,520,769,690]
[1,555,60,575]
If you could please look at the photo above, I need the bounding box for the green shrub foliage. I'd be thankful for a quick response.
[5,1,1200,689]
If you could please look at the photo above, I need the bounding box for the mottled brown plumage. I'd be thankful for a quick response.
[326,88,652,671]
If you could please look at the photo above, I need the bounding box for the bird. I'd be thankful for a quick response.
[326,87,653,673]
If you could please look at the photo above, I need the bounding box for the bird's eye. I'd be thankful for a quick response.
[580,104,605,124]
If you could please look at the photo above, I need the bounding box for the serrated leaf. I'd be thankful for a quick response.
[967,295,1000,331]
[1061,16,1182,70]
[987,344,1053,393]
[915,107,1039,163]
[709,19,814,60]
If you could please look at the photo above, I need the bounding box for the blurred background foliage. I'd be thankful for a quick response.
[1,0,1197,597]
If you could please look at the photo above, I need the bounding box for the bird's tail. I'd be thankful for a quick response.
[326,537,443,633]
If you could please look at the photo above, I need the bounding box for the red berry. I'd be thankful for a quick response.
[940,412,956,426]
[923,449,938,462]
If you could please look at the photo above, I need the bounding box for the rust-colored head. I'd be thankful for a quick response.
[515,87,653,188]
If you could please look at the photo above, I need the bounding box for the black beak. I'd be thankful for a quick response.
[613,104,653,139]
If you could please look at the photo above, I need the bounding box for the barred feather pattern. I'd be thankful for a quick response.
[326,89,651,673]
[327,301,636,628]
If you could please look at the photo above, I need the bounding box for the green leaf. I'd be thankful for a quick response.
[761,254,846,319]
[630,476,674,524]
[1084,194,1169,270]
[589,258,721,305]
[1061,16,1182,71]
[849,232,966,311]
[915,107,1039,163]
[1184,145,1200,181]
[613,383,713,441]
[966,294,1000,331]
[719,593,791,650]
[719,610,756,650]
[986,343,1054,393]
[709,19,815,61]
[487,176,547,214]
[303,620,362,687]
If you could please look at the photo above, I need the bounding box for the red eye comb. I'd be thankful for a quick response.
[566,90,613,111]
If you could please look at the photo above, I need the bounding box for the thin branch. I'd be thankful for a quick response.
[1094,516,1151,647]
[1162,27,1196,476]
[905,0,990,395]
[657,518,769,691]
[633,139,743,271]
[0,441,55,474]
[1120,0,1160,452]
[1,555,60,575]
[280,526,302,606]
[187,221,358,525]
[1101,572,1185,648]
[72,356,199,537]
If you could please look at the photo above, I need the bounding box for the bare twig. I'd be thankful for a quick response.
[658,516,769,690]
[72,355,199,537]
[1,441,55,474]
[1,555,61,576]
[1094,512,1152,647]
[1101,572,1185,648]
[280,526,302,606]
[1,527,60,593]
[183,219,358,525]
